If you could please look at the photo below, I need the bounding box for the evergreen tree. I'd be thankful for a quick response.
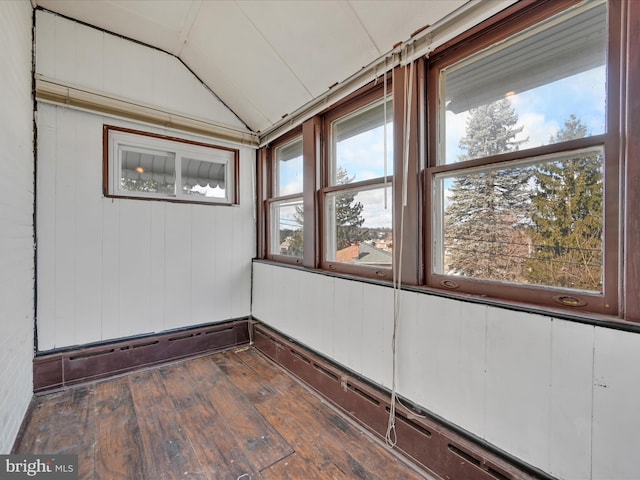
[121,177,174,194]
[333,167,369,249]
[284,207,304,257]
[526,115,603,290]
[444,98,531,281]
[283,166,368,256]
[277,207,304,257]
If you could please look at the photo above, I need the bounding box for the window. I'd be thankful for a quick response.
[266,133,304,262]
[322,91,394,278]
[257,0,638,321]
[426,0,618,314]
[104,126,238,205]
[261,84,394,274]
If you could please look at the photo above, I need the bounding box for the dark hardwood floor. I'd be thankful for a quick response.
[15,347,432,479]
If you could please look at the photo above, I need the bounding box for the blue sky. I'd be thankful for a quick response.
[277,123,393,193]
[444,66,607,164]
[278,122,393,229]
[277,63,606,232]
[334,125,394,183]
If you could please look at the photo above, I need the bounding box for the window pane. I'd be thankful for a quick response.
[120,148,175,194]
[434,148,604,292]
[331,98,393,185]
[109,127,238,204]
[325,185,392,266]
[181,157,227,199]
[275,137,303,196]
[270,198,303,257]
[440,0,607,164]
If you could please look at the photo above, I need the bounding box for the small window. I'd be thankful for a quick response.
[104,126,238,205]
[266,134,304,262]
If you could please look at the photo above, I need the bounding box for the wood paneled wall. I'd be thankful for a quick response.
[0,0,35,453]
[252,262,640,480]
[34,11,255,352]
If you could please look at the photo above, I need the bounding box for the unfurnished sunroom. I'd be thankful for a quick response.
[1,0,639,479]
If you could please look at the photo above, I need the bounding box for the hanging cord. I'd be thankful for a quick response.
[383,58,389,210]
[386,46,414,449]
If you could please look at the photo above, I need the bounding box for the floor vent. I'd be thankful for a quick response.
[350,383,382,406]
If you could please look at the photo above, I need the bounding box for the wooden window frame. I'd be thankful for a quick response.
[103,125,239,206]
[256,0,640,324]
[424,0,624,316]
[320,84,395,281]
[263,128,305,265]
[623,0,640,322]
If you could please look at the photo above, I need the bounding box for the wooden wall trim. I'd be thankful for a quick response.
[35,75,259,147]
[393,64,422,286]
[33,319,250,393]
[256,147,268,259]
[252,321,555,480]
[623,0,640,321]
[302,116,321,268]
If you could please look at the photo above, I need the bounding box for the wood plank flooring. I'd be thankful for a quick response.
[15,347,431,479]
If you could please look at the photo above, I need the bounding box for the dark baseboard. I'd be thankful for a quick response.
[33,318,250,393]
[252,321,553,480]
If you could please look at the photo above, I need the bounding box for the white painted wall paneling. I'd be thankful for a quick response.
[190,204,216,328]
[36,104,255,351]
[298,270,322,349]
[484,308,552,470]
[549,319,594,480]
[251,262,269,325]
[592,327,640,480]
[163,202,193,332]
[360,283,393,387]
[409,296,488,438]
[331,277,355,369]
[52,107,78,347]
[100,197,120,341]
[251,263,640,480]
[34,105,57,347]
[118,200,153,337]
[73,112,104,345]
[35,5,257,351]
[35,10,247,131]
[0,0,35,454]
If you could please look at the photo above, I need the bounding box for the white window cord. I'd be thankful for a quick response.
[386,43,414,449]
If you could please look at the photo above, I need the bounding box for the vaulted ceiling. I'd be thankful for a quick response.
[33,0,469,135]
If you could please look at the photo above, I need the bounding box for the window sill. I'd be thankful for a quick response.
[104,193,238,206]
[266,254,304,266]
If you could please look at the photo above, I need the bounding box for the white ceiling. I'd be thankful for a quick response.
[34,0,467,134]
